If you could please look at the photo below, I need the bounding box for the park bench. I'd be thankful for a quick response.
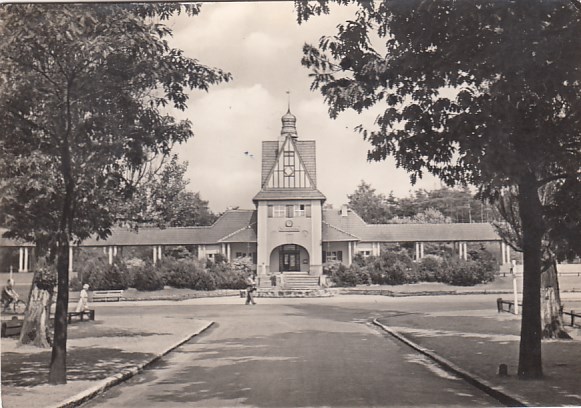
[1,316,23,337]
[496,298,521,313]
[67,309,95,323]
[92,290,124,302]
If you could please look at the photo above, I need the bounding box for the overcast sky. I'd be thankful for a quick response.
[166,2,442,212]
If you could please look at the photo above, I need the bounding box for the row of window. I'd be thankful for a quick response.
[268,204,311,218]
[208,250,370,263]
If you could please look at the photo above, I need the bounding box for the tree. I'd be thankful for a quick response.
[120,155,217,227]
[393,187,495,222]
[495,186,574,340]
[390,208,452,224]
[297,0,581,378]
[347,181,393,223]
[0,3,230,384]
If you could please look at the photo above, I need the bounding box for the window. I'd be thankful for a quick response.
[359,250,371,258]
[273,205,286,218]
[323,251,343,263]
[294,204,305,217]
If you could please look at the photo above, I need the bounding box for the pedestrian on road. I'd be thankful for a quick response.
[76,283,90,313]
[245,273,257,305]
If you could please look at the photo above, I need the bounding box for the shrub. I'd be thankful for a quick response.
[164,246,194,260]
[82,259,129,290]
[366,251,416,285]
[160,258,217,290]
[330,264,357,287]
[440,256,497,286]
[133,263,164,291]
[417,256,443,282]
[210,257,251,290]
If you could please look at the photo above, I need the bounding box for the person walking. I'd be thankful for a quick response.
[245,273,257,305]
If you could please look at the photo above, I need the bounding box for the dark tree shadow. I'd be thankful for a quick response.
[2,347,155,387]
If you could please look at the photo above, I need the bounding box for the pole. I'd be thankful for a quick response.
[512,260,519,315]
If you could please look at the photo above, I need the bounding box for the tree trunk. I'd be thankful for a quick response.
[541,258,571,339]
[48,241,70,384]
[19,284,52,348]
[517,174,544,379]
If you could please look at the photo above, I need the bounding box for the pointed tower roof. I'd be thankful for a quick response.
[280,108,298,139]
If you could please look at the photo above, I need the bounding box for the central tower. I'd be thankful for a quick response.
[253,108,326,279]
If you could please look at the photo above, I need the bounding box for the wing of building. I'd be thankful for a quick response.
[0,109,512,275]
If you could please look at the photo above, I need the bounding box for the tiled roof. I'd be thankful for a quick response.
[261,140,317,187]
[81,226,211,246]
[322,222,359,242]
[219,225,257,243]
[74,210,256,247]
[323,208,501,242]
[0,208,501,248]
[359,222,500,242]
[253,188,326,201]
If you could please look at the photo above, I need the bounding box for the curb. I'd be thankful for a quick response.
[51,321,215,408]
[372,319,528,407]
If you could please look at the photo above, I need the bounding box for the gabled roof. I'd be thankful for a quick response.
[261,140,317,187]
[322,222,359,242]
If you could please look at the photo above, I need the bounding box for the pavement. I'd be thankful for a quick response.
[1,288,581,407]
[373,298,581,407]
[1,306,213,408]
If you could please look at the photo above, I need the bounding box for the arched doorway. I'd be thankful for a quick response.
[270,244,310,273]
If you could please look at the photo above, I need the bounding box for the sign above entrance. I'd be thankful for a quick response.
[279,227,300,232]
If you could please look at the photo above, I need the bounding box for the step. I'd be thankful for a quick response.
[282,275,320,290]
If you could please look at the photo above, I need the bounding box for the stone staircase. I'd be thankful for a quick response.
[281,273,320,290]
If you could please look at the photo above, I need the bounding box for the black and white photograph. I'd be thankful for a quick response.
[1,1,580,407]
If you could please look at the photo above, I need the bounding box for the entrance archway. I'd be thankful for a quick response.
[270,244,310,273]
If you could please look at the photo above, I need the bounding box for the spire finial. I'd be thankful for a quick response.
[281,92,298,139]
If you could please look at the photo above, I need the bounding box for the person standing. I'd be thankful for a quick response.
[245,273,257,305]
[75,283,90,313]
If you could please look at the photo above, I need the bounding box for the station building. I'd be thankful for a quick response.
[0,110,510,285]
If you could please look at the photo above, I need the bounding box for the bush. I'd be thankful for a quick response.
[164,246,194,260]
[159,258,217,290]
[82,258,129,290]
[133,263,164,291]
[417,256,443,282]
[366,251,416,285]
[210,257,251,290]
[330,264,357,287]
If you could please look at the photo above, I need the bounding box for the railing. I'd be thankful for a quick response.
[560,309,580,328]
[497,297,580,327]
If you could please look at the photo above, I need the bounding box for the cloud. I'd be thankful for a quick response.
[166,3,444,212]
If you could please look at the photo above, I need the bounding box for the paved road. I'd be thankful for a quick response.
[84,296,501,407]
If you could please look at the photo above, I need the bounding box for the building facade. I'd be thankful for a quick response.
[0,110,509,278]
